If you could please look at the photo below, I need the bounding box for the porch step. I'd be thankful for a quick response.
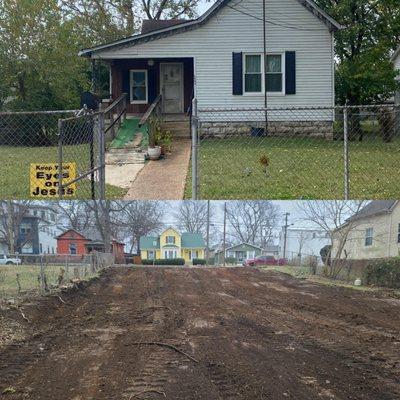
[161,121,190,138]
[106,148,146,165]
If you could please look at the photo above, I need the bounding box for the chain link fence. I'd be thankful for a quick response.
[0,252,114,303]
[191,104,400,200]
[58,111,105,199]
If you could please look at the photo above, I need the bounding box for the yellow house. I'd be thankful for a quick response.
[332,201,400,260]
[140,228,206,263]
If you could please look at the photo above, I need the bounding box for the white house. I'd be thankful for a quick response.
[392,45,400,104]
[279,226,330,263]
[332,201,400,260]
[80,0,341,137]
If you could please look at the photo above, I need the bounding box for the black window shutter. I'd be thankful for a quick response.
[285,51,296,95]
[148,67,157,103]
[232,52,243,95]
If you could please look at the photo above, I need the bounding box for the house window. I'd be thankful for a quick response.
[164,250,177,259]
[147,250,155,260]
[130,70,148,104]
[69,243,77,255]
[398,224,400,243]
[365,228,373,246]
[188,250,192,260]
[166,236,175,244]
[244,54,262,93]
[266,54,283,92]
[243,53,284,94]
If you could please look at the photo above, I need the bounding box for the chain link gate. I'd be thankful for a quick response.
[191,103,400,200]
[58,110,106,200]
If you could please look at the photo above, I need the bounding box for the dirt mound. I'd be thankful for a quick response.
[0,267,399,399]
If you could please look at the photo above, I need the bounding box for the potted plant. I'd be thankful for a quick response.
[156,128,173,156]
[147,118,161,160]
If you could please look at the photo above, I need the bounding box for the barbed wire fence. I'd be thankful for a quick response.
[191,103,400,200]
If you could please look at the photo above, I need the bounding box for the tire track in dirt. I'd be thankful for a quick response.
[1,267,399,400]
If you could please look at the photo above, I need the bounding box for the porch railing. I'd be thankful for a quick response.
[139,94,162,127]
[102,93,128,144]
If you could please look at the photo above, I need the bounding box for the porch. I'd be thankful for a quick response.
[109,57,194,118]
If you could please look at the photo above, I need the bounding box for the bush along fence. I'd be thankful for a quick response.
[0,94,127,200]
[364,257,400,289]
[0,252,115,302]
[190,102,400,200]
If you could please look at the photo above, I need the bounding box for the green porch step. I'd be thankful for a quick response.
[110,118,148,149]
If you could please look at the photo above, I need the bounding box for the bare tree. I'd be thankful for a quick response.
[225,201,280,249]
[298,200,367,278]
[55,201,93,232]
[174,201,209,235]
[114,201,165,254]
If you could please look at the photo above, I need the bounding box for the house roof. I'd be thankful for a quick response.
[140,232,205,249]
[181,233,206,248]
[56,228,124,245]
[79,0,343,57]
[347,200,398,222]
[140,236,160,250]
[56,229,88,240]
[141,19,194,34]
[391,45,400,62]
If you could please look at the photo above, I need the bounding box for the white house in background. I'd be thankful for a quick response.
[332,201,400,260]
[19,205,60,255]
[279,227,330,262]
[392,45,400,104]
[80,0,341,138]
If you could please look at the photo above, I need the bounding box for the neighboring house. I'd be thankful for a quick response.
[215,243,264,264]
[140,227,206,263]
[56,229,125,263]
[0,205,60,255]
[80,0,341,137]
[332,200,400,260]
[279,227,330,262]
[392,45,400,105]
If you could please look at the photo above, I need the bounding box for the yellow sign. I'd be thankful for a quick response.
[30,163,77,198]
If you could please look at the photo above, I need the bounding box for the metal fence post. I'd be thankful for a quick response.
[343,106,350,200]
[98,112,106,200]
[191,98,198,200]
[58,119,64,199]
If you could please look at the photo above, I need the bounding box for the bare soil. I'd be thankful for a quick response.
[1,267,399,400]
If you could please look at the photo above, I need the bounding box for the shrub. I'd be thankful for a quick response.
[225,257,238,265]
[192,258,206,265]
[364,257,400,288]
[142,258,185,266]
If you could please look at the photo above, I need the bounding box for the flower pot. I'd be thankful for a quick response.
[148,146,161,160]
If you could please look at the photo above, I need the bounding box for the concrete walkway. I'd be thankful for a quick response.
[124,138,191,200]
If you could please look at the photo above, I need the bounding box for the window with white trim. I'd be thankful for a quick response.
[130,70,148,104]
[147,250,155,260]
[69,243,77,255]
[266,54,283,92]
[365,228,373,246]
[164,250,177,259]
[166,236,175,244]
[243,53,284,94]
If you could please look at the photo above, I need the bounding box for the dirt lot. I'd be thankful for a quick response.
[1,267,399,400]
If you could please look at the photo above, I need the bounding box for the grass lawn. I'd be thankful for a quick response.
[0,264,97,298]
[185,135,400,199]
[0,145,125,199]
[261,265,400,295]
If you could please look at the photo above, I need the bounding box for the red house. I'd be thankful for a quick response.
[56,229,125,263]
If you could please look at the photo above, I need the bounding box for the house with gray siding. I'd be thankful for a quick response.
[80,0,341,137]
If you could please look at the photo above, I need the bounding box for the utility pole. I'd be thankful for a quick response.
[206,200,210,265]
[283,212,290,260]
[263,0,268,134]
[222,202,227,267]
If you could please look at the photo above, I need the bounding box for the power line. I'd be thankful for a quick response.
[226,4,326,32]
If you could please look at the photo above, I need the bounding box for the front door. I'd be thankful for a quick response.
[160,63,183,114]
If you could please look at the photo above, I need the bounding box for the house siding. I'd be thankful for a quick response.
[96,0,334,115]
[332,203,400,260]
